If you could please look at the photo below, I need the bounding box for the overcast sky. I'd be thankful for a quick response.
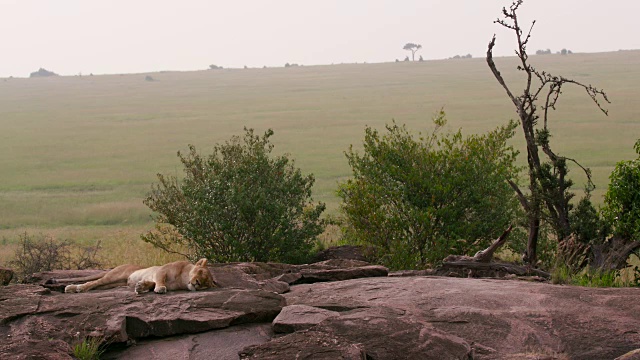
[1,0,638,77]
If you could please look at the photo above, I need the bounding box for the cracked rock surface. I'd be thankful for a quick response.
[2,261,639,359]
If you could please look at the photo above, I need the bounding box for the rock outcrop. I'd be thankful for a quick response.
[281,276,640,360]
[2,260,639,359]
[0,285,284,360]
[2,259,388,359]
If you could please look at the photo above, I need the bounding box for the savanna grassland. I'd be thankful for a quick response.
[1,51,639,266]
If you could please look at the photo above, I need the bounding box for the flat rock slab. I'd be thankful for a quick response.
[239,329,367,360]
[104,323,274,360]
[281,276,640,360]
[272,304,339,333]
[0,285,284,359]
[248,306,472,359]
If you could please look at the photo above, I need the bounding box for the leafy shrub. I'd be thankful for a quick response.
[601,139,640,239]
[9,233,102,281]
[338,111,521,269]
[142,128,326,264]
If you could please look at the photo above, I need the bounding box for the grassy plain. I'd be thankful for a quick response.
[1,50,639,266]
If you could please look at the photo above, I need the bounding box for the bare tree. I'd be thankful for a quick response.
[486,0,610,266]
[403,43,422,61]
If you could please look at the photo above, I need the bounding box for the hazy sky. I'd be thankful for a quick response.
[2,0,638,77]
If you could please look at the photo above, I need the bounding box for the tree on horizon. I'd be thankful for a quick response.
[403,43,422,61]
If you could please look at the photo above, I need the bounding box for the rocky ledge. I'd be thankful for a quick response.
[1,259,639,359]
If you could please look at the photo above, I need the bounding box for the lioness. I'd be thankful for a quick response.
[61,259,215,295]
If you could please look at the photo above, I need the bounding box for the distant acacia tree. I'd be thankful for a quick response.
[403,43,422,61]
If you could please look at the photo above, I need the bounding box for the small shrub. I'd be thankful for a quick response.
[73,337,105,360]
[9,233,102,281]
[550,264,571,285]
[551,265,635,287]
[571,269,620,288]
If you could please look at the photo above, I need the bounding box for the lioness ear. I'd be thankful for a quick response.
[195,258,208,267]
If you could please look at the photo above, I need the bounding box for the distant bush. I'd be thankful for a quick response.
[29,68,58,78]
[451,54,473,59]
[285,63,299,68]
[535,49,552,55]
[209,64,223,70]
[9,233,102,281]
[144,75,155,82]
[143,128,326,264]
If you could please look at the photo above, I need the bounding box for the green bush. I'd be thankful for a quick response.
[601,139,640,239]
[338,111,521,269]
[142,128,325,264]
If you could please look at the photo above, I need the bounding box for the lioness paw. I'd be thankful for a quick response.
[64,285,77,293]
[134,282,149,295]
[154,286,167,294]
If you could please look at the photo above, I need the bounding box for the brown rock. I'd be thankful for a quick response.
[295,265,388,284]
[272,305,339,333]
[314,306,472,360]
[283,276,640,360]
[239,330,367,360]
[208,265,290,293]
[104,323,274,360]
[0,285,284,359]
[0,266,13,285]
[248,306,472,360]
[616,348,640,360]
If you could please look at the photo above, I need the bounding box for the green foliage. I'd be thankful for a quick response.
[631,262,640,287]
[550,264,571,285]
[73,337,105,360]
[551,264,629,287]
[142,128,325,264]
[569,195,606,245]
[571,269,621,288]
[508,222,556,269]
[338,111,521,269]
[601,139,640,239]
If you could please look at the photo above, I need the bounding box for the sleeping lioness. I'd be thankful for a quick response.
[61,258,215,295]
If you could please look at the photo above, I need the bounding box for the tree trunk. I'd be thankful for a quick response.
[590,236,640,270]
[439,226,549,279]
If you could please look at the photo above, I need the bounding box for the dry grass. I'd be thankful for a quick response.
[0,51,639,265]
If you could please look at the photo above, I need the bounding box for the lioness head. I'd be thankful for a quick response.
[188,258,215,291]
